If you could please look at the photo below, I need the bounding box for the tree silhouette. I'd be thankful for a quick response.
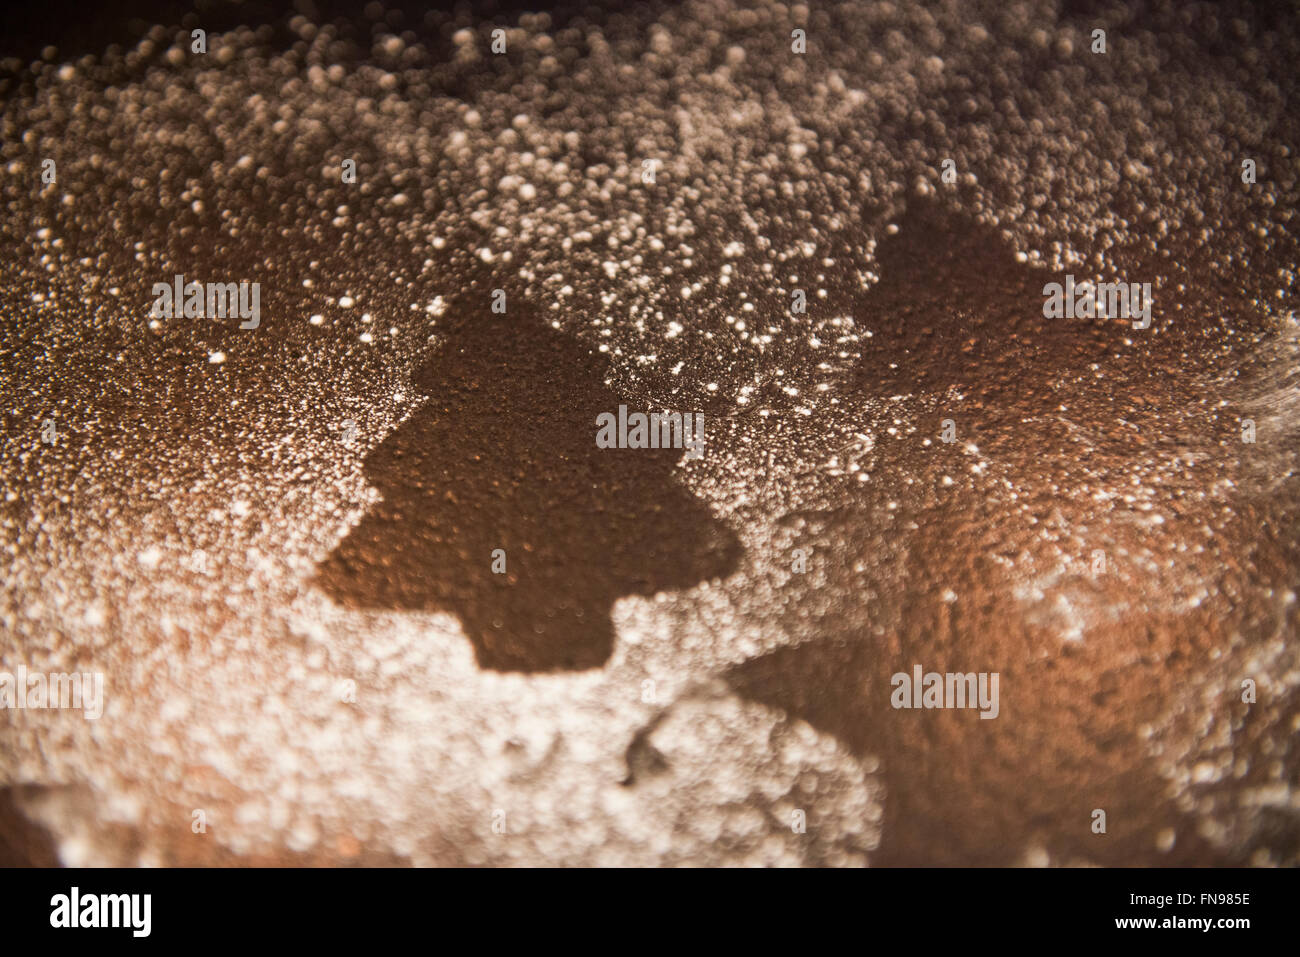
[727,201,1273,865]
[316,300,741,672]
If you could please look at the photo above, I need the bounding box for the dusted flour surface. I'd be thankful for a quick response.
[0,0,1297,865]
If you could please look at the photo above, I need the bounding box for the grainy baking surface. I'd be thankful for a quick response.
[0,0,1297,865]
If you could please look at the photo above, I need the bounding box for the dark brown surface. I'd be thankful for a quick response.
[317,298,740,671]
[0,0,1297,866]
